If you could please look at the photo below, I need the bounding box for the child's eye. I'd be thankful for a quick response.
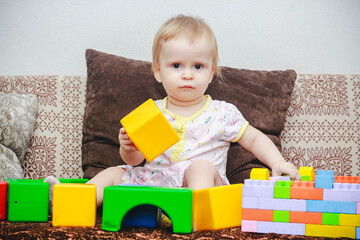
[194,64,203,70]
[172,63,180,69]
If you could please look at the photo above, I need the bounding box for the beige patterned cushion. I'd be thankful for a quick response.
[281,74,360,176]
[0,92,38,163]
[0,76,86,179]
[0,143,23,180]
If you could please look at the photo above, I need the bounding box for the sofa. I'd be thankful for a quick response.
[0,49,359,239]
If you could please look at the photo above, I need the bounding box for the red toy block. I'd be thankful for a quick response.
[242,208,273,222]
[290,181,323,200]
[0,181,7,220]
[289,211,322,224]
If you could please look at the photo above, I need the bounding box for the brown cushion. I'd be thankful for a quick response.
[82,49,296,184]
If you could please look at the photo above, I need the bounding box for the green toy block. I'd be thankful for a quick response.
[273,210,290,222]
[8,179,49,222]
[322,213,339,225]
[301,175,311,181]
[274,181,292,199]
[102,185,193,233]
[40,178,89,184]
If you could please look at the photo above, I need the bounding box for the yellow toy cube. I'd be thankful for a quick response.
[52,183,96,227]
[250,168,270,180]
[299,166,315,181]
[120,99,180,162]
[193,184,243,231]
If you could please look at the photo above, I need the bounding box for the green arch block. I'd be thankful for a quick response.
[102,185,193,233]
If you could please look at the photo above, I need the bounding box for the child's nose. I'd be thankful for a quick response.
[182,69,193,80]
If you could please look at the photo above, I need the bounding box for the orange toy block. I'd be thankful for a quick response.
[290,181,323,200]
[242,208,273,222]
[120,99,180,162]
[289,211,322,224]
[193,184,243,231]
[335,176,360,184]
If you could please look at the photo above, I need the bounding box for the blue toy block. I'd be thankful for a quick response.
[356,227,360,239]
[315,170,335,189]
[306,200,357,214]
[257,221,305,235]
[242,179,276,198]
[122,205,160,228]
[323,183,360,202]
[242,197,258,209]
[258,198,306,211]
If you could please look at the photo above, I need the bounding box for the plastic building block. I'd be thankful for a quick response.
[290,181,323,200]
[52,183,96,227]
[241,220,257,232]
[102,185,192,233]
[358,202,360,214]
[7,180,49,222]
[194,184,243,231]
[315,170,335,189]
[339,214,360,227]
[273,210,289,222]
[250,168,269,180]
[336,176,360,184]
[274,181,292,199]
[289,211,322,224]
[322,212,339,225]
[269,176,291,181]
[242,208,273,222]
[323,183,360,202]
[242,179,275,198]
[242,197,258,209]
[120,99,180,162]
[306,200,357,214]
[122,205,160,228]
[356,227,360,239]
[305,224,355,238]
[258,198,306,211]
[299,167,315,181]
[257,221,305,235]
[40,178,89,183]
[0,181,8,220]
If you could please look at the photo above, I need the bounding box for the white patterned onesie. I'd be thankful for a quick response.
[120,95,249,187]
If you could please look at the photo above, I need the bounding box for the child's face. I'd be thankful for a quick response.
[154,35,215,105]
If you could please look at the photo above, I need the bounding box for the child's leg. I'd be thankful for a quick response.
[87,167,125,207]
[183,159,223,190]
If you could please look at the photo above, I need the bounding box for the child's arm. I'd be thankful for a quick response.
[238,125,301,180]
[118,128,145,166]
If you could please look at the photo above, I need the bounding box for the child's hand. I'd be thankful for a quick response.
[271,161,301,181]
[119,128,139,152]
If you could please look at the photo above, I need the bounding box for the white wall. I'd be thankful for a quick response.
[0,0,359,75]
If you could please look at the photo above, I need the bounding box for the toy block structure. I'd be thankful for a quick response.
[52,183,96,227]
[241,168,360,238]
[193,184,243,231]
[0,181,8,220]
[102,185,192,233]
[120,99,180,162]
[7,179,49,222]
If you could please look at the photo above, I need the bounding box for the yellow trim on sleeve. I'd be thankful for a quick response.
[231,121,249,142]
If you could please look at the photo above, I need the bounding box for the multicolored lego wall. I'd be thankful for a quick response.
[242,167,360,238]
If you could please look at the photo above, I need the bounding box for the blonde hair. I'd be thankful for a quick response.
[152,14,222,79]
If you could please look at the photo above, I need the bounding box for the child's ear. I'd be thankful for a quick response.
[153,66,162,83]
